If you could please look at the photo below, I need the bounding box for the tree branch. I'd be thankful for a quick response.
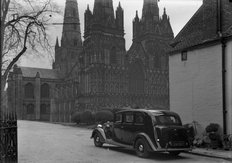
[3,20,34,80]
[1,0,60,82]
[2,46,27,81]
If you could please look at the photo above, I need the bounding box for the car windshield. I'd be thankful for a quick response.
[153,114,181,126]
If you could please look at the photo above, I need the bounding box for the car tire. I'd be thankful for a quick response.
[135,139,150,158]
[169,151,181,156]
[94,133,103,147]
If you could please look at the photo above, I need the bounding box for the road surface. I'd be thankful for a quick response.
[18,121,230,163]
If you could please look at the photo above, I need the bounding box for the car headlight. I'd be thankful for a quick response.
[97,124,102,128]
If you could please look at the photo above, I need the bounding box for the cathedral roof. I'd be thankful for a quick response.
[170,0,232,54]
[20,67,60,79]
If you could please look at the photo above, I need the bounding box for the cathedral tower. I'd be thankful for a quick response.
[84,0,124,38]
[142,0,159,22]
[80,0,126,111]
[133,0,173,40]
[127,0,174,109]
[54,0,82,78]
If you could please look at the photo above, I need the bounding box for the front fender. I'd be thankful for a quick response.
[91,128,106,143]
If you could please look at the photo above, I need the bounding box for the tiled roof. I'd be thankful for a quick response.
[20,67,60,79]
[170,0,232,53]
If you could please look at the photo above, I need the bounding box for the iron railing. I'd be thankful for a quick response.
[0,114,18,163]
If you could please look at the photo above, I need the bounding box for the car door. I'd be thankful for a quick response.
[120,111,135,145]
[112,112,124,142]
[133,112,145,133]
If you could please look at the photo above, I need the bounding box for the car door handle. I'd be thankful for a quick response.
[120,126,124,129]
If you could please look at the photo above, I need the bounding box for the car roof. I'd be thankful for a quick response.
[116,109,179,116]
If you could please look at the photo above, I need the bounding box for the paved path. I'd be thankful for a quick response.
[18,121,230,163]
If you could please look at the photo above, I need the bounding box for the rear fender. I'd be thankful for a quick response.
[134,133,157,152]
[91,128,106,142]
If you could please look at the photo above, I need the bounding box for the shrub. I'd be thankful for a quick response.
[208,132,220,141]
[95,110,114,123]
[183,123,195,145]
[206,123,219,133]
[71,112,81,124]
[80,110,94,124]
[205,123,222,149]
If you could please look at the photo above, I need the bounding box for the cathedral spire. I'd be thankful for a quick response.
[61,0,82,47]
[142,0,159,22]
[93,0,114,22]
[118,2,121,8]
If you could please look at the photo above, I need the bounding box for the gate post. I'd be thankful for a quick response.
[0,113,18,163]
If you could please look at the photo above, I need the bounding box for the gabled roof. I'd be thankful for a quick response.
[19,67,60,79]
[170,0,232,54]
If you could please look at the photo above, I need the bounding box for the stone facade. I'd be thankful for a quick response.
[8,0,173,122]
[7,66,61,121]
[77,0,173,111]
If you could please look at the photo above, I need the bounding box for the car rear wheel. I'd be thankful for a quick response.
[94,133,103,147]
[169,151,181,156]
[135,139,150,158]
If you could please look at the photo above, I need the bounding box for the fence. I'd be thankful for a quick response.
[0,114,18,163]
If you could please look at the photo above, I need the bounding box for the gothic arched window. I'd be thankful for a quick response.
[40,104,47,114]
[72,8,76,17]
[73,39,78,46]
[146,41,161,69]
[110,47,117,64]
[41,83,50,98]
[129,59,145,95]
[25,83,34,99]
[27,104,34,114]
[73,24,77,30]
[154,55,161,68]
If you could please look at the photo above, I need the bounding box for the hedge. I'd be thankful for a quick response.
[95,110,114,123]
[71,111,94,124]
[71,112,82,124]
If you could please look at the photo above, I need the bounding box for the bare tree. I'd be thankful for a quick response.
[0,0,60,114]
[1,0,60,82]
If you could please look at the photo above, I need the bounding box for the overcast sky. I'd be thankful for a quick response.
[19,0,203,69]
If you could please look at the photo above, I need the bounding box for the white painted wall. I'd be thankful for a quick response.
[169,44,223,131]
[225,40,232,135]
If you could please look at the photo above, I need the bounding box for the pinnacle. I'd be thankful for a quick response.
[164,7,166,15]
[118,2,121,8]
[136,10,139,18]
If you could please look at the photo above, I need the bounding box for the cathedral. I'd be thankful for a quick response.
[7,0,173,122]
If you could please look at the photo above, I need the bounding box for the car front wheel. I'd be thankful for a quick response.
[135,139,150,158]
[94,133,103,147]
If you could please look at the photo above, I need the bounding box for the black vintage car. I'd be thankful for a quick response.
[91,109,192,158]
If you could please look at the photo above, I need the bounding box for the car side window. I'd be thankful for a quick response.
[115,113,122,123]
[135,113,144,124]
[124,113,134,123]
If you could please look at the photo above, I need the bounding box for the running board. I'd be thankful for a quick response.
[105,139,134,149]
